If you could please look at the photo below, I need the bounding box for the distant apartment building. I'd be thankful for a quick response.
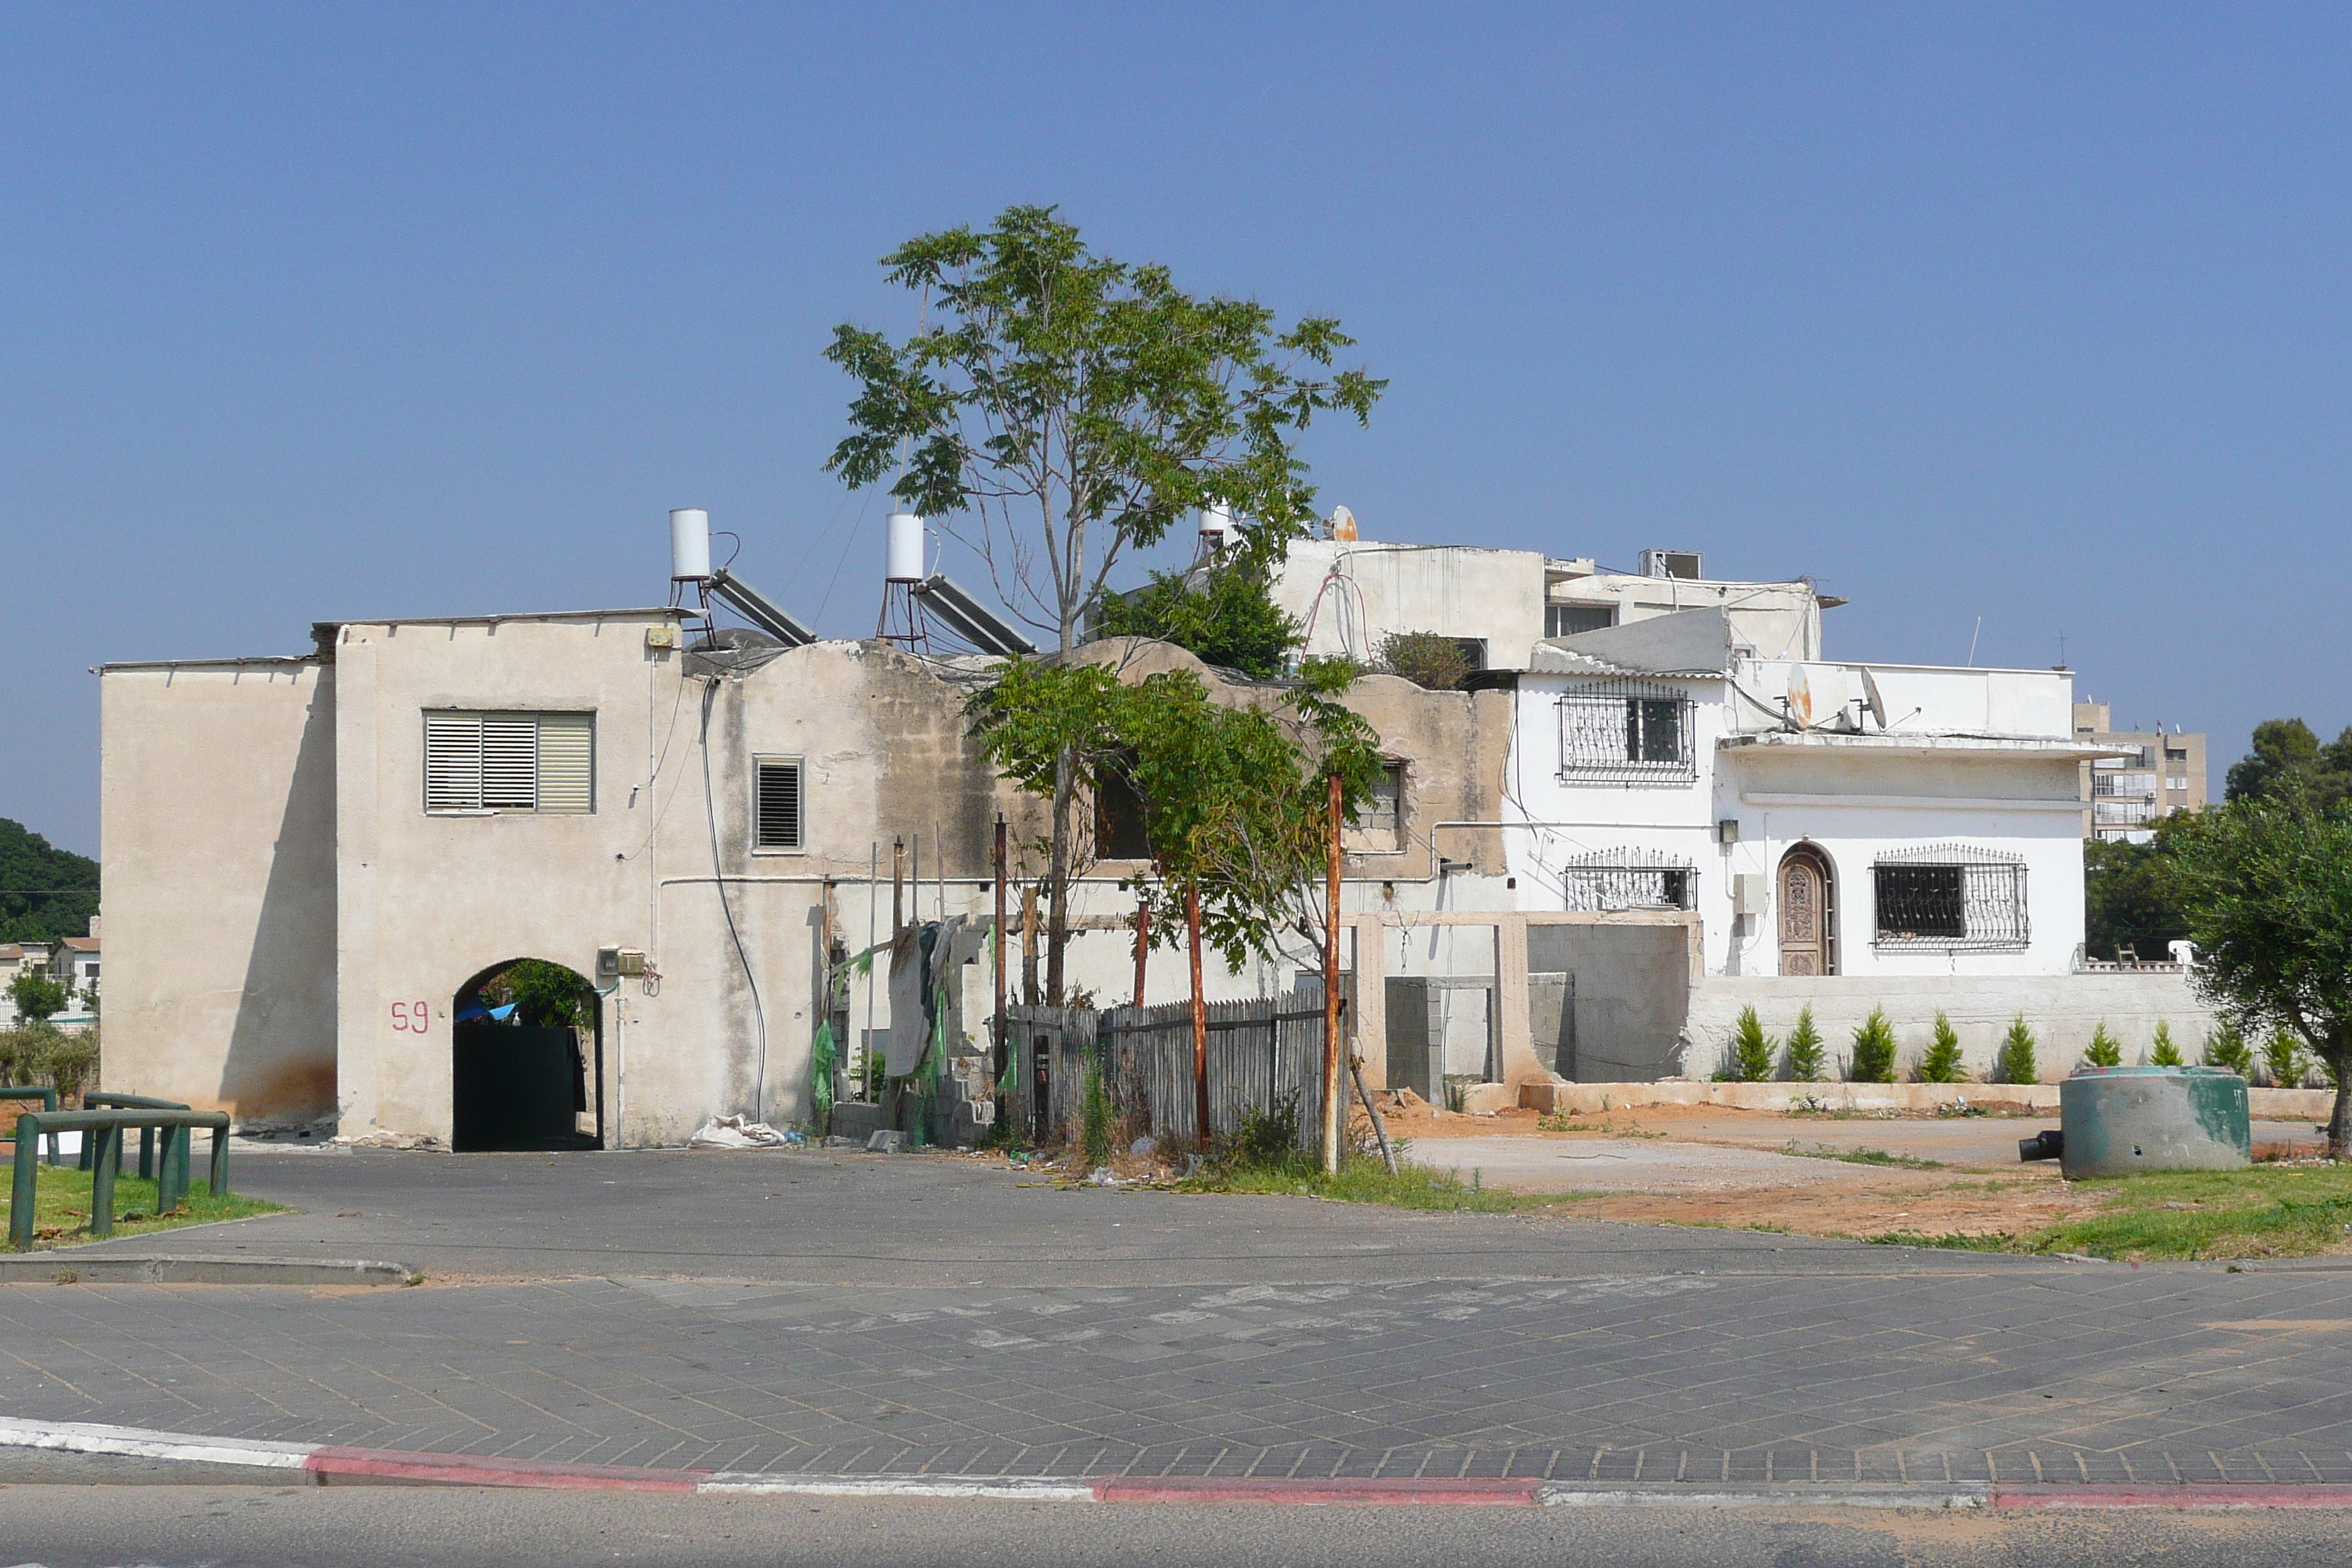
[2074,699,2206,843]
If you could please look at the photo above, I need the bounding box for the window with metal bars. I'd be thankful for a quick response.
[423,711,595,814]
[1557,682,1697,783]
[1872,844,2028,949]
[1558,848,1696,911]
[755,758,804,850]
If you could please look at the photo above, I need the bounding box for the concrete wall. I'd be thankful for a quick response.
[1526,921,1695,1080]
[1547,573,1823,663]
[99,657,339,1122]
[1271,540,1548,671]
[1686,970,2217,1083]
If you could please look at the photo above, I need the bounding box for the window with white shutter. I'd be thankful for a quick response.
[422,711,595,815]
[755,758,804,851]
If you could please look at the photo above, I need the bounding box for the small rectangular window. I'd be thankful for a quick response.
[423,711,596,815]
[1547,603,1615,638]
[755,758,804,850]
[1094,760,1153,861]
[1351,761,1406,848]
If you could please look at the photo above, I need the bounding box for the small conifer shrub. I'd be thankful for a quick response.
[2201,1022,2253,1077]
[1782,1007,1825,1083]
[1847,1008,1897,1084]
[2148,1019,2183,1067]
[2081,1022,2123,1069]
[1715,1006,1776,1082]
[1917,1011,1965,1083]
[2261,1024,2305,1089]
[1993,1014,2038,1085]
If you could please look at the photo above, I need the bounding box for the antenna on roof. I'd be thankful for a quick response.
[1859,668,1888,731]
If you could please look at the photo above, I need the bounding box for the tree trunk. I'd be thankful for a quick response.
[2330,1045,2350,1161]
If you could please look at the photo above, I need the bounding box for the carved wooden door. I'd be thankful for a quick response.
[1779,854,1827,975]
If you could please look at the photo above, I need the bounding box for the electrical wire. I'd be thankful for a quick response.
[698,676,769,1120]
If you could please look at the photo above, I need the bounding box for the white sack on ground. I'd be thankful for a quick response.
[689,1114,795,1149]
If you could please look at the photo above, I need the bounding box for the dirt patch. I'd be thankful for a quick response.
[1537,1170,2104,1242]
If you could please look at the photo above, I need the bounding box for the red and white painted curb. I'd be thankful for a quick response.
[6,1417,2352,1509]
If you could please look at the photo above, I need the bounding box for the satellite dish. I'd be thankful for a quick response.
[1329,504,1357,543]
[1860,668,1888,729]
[1786,664,1814,729]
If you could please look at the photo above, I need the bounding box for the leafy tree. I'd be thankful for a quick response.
[2169,789,2352,1153]
[1782,1007,1825,1082]
[2201,1021,2253,1077]
[1714,1007,1774,1082]
[1847,1009,1896,1084]
[969,657,1382,981]
[2225,718,2352,813]
[1917,1012,1965,1083]
[1994,1015,2038,1085]
[1095,561,1301,679]
[0,819,98,945]
[479,960,591,1029]
[2084,830,2190,962]
[1378,631,1471,692]
[2148,1019,2183,1067]
[2081,1022,2124,1069]
[826,206,1382,1003]
[8,969,68,1028]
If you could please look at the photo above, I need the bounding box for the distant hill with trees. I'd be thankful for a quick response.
[0,819,98,943]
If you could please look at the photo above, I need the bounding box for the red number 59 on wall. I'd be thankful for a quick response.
[390,1000,431,1033]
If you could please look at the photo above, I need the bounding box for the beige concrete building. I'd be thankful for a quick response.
[2073,699,2208,843]
[99,612,1555,1145]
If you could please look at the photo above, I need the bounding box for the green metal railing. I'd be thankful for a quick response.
[0,1087,62,1166]
[10,1109,231,1251]
[82,1093,192,1186]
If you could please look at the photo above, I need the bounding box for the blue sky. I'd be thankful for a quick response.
[5,3,2348,855]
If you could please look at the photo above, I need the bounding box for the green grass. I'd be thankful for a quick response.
[1182,1156,1575,1214]
[1,1165,283,1251]
[1780,1143,1944,1169]
[1872,1164,2352,1262]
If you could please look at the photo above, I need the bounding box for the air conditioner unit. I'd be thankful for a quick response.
[1640,549,1703,581]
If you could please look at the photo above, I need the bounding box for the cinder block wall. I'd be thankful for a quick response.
[1684,973,2217,1084]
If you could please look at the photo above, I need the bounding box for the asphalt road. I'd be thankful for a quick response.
[12,1147,2352,1492]
[67,1143,1998,1284]
[2,1485,2351,1568]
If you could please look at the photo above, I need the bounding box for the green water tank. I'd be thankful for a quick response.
[2059,1066,2250,1180]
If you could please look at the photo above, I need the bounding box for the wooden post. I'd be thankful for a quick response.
[1188,881,1209,1150]
[892,835,906,935]
[1323,772,1343,1175]
[1131,896,1151,1009]
[1020,883,1040,1006]
[992,815,1009,1094]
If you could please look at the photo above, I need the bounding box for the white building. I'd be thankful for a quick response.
[1267,536,2202,1080]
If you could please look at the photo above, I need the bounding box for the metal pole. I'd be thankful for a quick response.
[864,842,879,1098]
[10,1117,38,1251]
[992,815,1009,1098]
[1132,895,1151,1008]
[1323,772,1344,1175]
[892,835,906,935]
[1189,881,1210,1150]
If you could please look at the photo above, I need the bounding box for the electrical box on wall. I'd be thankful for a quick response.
[645,625,679,650]
[596,948,649,981]
[1732,874,1768,915]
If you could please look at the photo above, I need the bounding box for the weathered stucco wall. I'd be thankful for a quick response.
[99,657,339,1121]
